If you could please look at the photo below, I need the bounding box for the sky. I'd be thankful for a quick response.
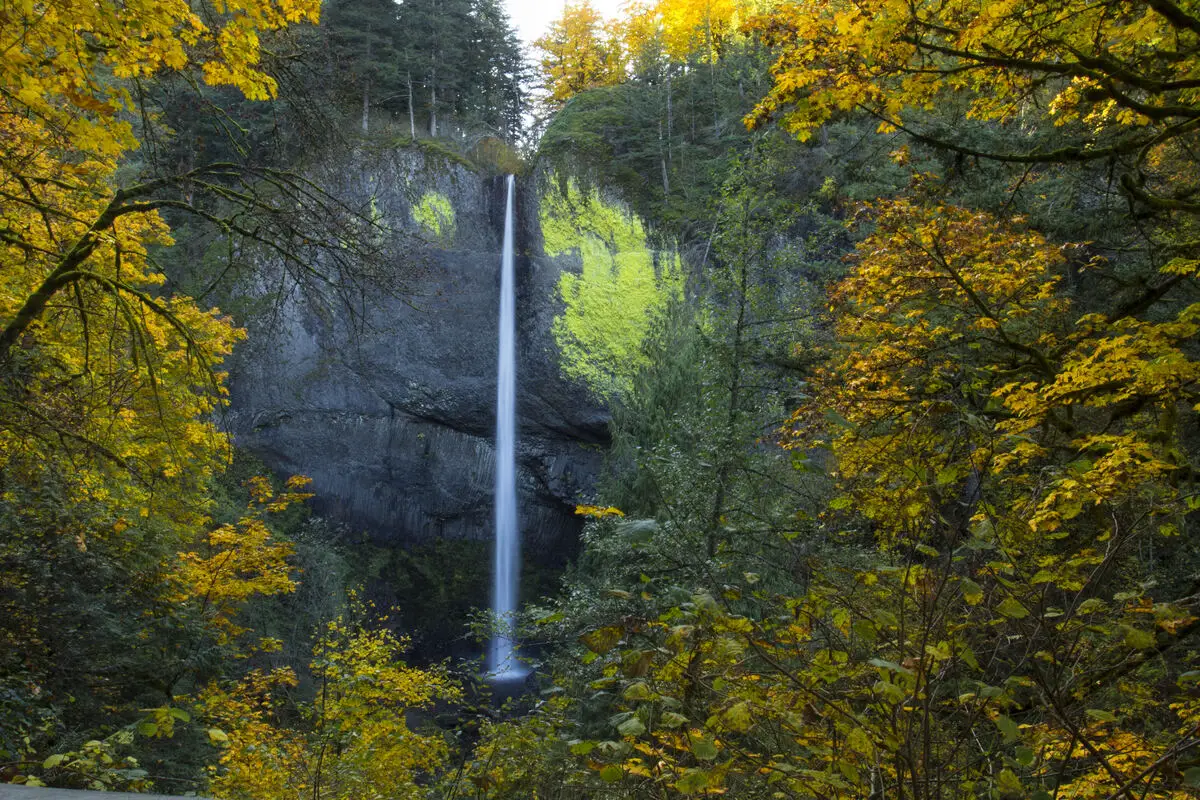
[503,0,626,46]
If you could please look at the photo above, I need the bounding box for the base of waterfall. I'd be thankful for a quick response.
[484,640,529,683]
[485,667,529,683]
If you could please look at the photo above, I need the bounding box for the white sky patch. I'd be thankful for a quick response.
[504,0,627,46]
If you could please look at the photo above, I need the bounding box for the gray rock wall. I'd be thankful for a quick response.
[226,148,608,558]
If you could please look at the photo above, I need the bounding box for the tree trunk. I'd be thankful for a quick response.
[362,76,371,133]
[407,73,416,138]
[362,36,372,133]
[666,69,673,166]
[658,120,670,195]
[430,79,438,137]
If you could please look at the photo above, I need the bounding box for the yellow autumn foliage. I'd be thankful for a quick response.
[201,610,461,800]
[792,200,1197,552]
[536,2,627,108]
[0,0,319,549]
[172,476,312,643]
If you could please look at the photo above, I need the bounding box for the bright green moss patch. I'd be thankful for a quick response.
[542,179,682,399]
[412,191,456,243]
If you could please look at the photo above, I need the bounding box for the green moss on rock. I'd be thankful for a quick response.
[541,179,682,399]
[412,191,456,243]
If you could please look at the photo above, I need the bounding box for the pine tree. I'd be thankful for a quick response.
[462,0,527,139]
[325,0,405,131]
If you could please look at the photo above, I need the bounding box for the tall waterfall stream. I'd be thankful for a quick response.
[488,175,525,681]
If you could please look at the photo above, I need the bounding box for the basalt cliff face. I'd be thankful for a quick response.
[225,148,614,559]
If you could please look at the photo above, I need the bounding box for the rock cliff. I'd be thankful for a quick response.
[226,147,611,559]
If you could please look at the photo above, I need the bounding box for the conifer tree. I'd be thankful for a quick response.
[325,0,405,132]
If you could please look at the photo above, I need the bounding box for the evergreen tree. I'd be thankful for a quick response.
[325,0,405,132]
[395,0,466,137]
[462,0,527,139]
[392,0,525,140]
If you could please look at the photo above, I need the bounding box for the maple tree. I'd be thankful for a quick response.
[511,0,1200,778]
[172,474,313,644]
[0,0,333,545]
[744,0,1200,232]
[0,0,368,789]
[532,199,1200,800]
[535,2,628,109]
[623,0,747,63]
[200,603,461,800]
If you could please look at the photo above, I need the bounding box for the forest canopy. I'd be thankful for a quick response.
[3,0,1200,796]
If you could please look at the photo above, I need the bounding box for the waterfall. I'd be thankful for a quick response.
[488,175,525,680]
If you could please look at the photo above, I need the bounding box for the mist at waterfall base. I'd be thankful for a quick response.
[487,175,527,683]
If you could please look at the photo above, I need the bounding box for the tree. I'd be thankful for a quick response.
[461,0,528,140]
[744,0,1200,231]
[535,2,628,110]
[0,0,372,787]
[0,0,329,523]
[200,604,461,800]
[395,0,470,137]
[555,199,1200,800]
[625,0,743,63]
[324,0,405,132]
[0,468,313,789]
[388,0,525,140]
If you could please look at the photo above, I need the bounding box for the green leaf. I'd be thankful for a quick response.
[569,740,596,756]
[868,657,912,675]
[599,765,624,783]
[723,701,753,732]
[996,768,1022,796]
[852,618,878,642]
[995,715,1020,743]
[659,711,688,729]
[206,728,229,744]
[691,737,718,760]
[925,640,952,661]
[1085,709,1116,723]
[960,644,980,670]
[935,466,959,486]
[617,716,646,737]
[874,680,907,703]
[1078,598,1107,614]
[996,598,1028,619]
[1122,626,1155,650]
[580,625,623,654]
[168,707,191,722]
[622,681,654,701]
[1183,767,1200,787]
[42,754,64,769]
[674,768,711,794]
